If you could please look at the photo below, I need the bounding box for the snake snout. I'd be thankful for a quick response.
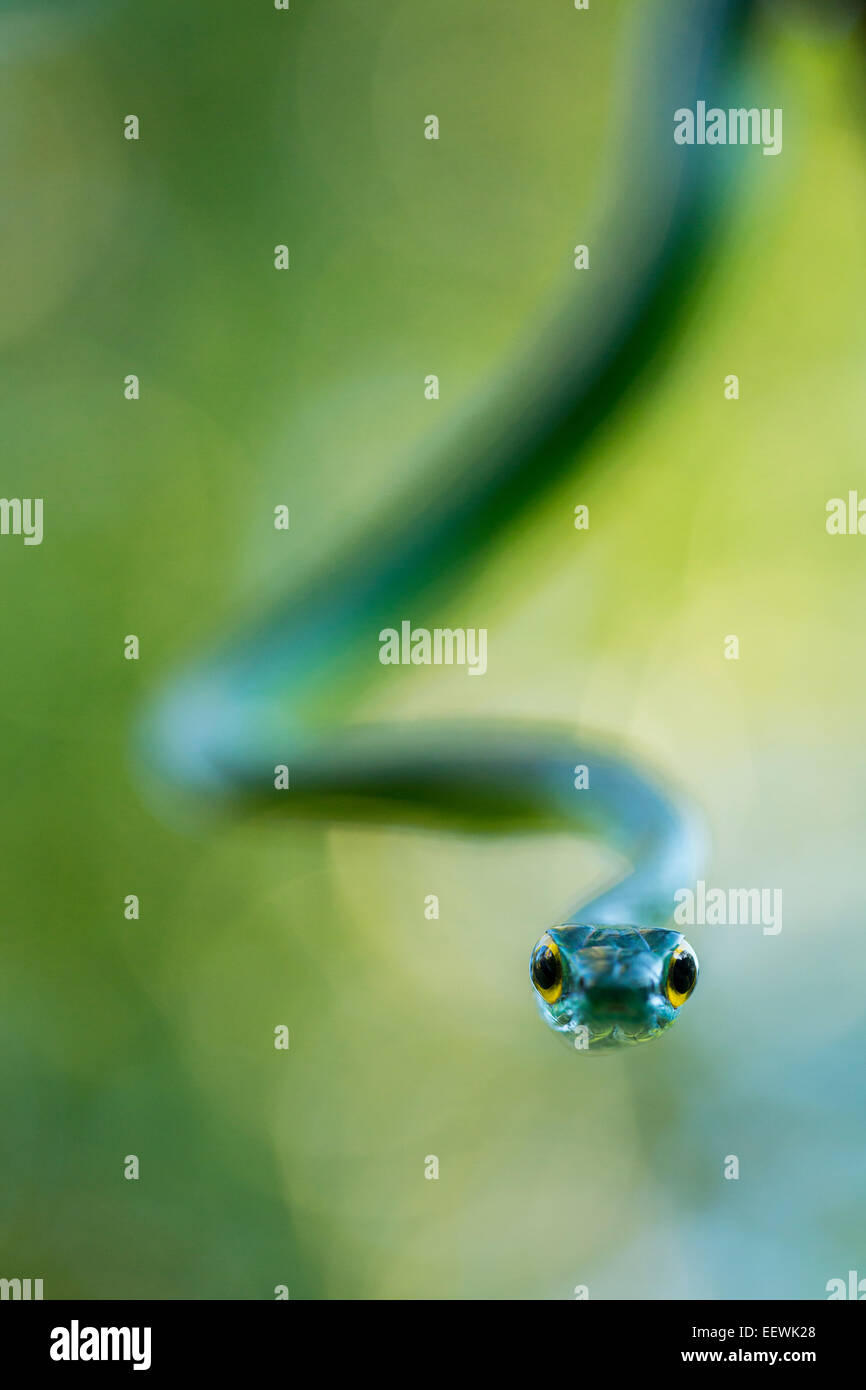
[574,955,657,1018]
[587,983,650,1009]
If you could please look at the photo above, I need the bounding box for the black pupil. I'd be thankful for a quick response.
[533,946,559,991]
[670,952,696,996]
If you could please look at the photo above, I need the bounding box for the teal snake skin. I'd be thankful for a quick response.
[139,1,754,1052]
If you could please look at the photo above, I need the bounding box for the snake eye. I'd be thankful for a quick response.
[530,935,563,1004]
[665,943,698,1008]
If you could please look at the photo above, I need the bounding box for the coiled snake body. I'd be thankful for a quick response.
[140,1,756,1051]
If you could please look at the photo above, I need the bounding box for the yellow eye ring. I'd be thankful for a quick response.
[665,944,698,1008]
[530,935,563,1004]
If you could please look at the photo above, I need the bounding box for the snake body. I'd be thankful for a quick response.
[139,1,754,1051]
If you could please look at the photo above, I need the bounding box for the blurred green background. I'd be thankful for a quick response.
[1,0,865,1298]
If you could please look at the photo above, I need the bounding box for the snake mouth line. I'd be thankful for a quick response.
[611,1025,661,1045]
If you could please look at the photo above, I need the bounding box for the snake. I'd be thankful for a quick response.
[137,0,757,1053]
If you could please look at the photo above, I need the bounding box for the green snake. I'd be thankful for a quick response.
[138,0,758,1052]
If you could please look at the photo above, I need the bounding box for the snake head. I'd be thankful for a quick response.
[529,924,698,1053]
